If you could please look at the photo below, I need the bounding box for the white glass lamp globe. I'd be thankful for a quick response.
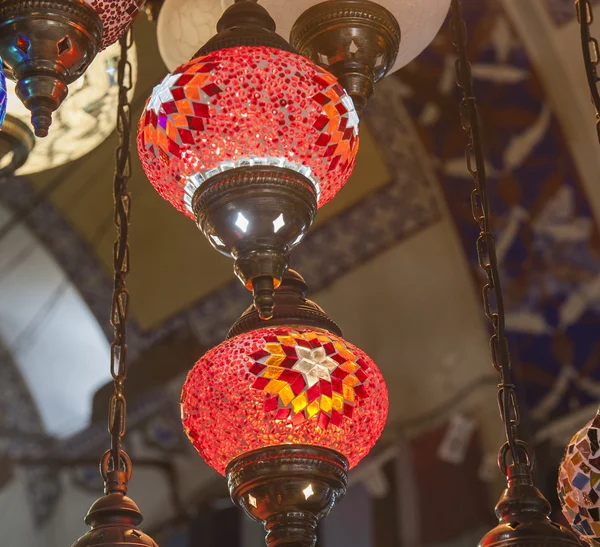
[7,41,138,175]
[156,0,450,72]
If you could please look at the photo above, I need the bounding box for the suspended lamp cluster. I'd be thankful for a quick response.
[0,0,591,546]
[0,0,143,137]
[137,0,409,543]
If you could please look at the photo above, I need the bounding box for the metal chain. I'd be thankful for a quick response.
[106,27,134,484]
[575,0,600,144]
[449,0,530,473]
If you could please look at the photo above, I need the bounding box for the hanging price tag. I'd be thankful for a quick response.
[437,414,476,465]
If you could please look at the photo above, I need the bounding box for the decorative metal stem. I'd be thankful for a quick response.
[449,0,526,473]
[72,26,159,547]
[107,26,134,489]
[575,0,600,144]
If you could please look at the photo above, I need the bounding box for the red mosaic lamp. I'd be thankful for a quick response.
[138,0,359,320]
[181,270,388,547]
[0,0,144,137]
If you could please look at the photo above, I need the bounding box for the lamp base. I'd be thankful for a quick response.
[290,0,400,114]
[480,463,579,547]
[0,0,102,137]
[227,445,348,547]
[193,166,317,320]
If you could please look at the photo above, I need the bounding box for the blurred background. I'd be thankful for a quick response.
[0,0,599,545]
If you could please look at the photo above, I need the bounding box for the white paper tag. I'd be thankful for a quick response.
[437,414,476,465]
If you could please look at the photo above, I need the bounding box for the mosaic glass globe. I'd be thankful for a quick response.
[84,0,146,49]
[181,327,388,475]
[137,46,360,218]
[558,411,600,540]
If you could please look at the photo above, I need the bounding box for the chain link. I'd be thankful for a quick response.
[449,0,529,473]
[575,0,600,143]
[107,28,134,478]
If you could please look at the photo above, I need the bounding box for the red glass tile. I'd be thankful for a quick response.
[320,379,332,398]
[312,92,331,106]
[202,83,222,97]
[332,377,343,394]
[251,377,270,390]
[318,413,330,430]
[249,363,266,375]
[275,408,291,420]
[193,102,210,118]
[264,396,279,412]
[307,383,321,403]
[330,410,344,428]
[291,376,306,396]
[335,102,348,115]
[323,342,335,355]
[178,128,194,145]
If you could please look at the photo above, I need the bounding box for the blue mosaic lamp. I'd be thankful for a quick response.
[0,63,7,129]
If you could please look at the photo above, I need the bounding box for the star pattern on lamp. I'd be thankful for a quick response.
[247,329,370,430]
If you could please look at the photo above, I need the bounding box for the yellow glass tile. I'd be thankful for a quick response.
[186,86,201,101]
[177,101,193,116]
[317,335,332,343]
[263,366,284,379]
[592,523,600,536]
[190,73,210,87]
[172,112,187,128]
[266,343,284,355]
[320,395,332,413]
[334,342,357,361]
[265,354,286,367]
[572,452,583,466]
[343,384,355,402]
[333,393,344,412]
[341,361,358,374]
[291,392,308,413]
[307,400,320,419]
[277,336,296,346]
[279,385,295,406]
[166,122,179,140]
[343,375,359,387]
[304,331,318,340]
[265,379,287,395]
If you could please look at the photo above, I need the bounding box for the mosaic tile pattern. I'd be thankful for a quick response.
[138,46,360,217]
[247,330,369,428]
[0,64,6,129]
[85,0,145,49]
[402,0,600,426]
[180,327,387,475]
[559,412,600,539]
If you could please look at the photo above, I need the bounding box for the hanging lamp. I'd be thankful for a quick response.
[155,0,450,111]
[0,39,138,176]
[557,1,600,542]
[0,0,144,137]
[71,29,158,547]
[181,269,388,546]
[447,2,579,547]
[138,0,359,320]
